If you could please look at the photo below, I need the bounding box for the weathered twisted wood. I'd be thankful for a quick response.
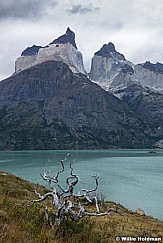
[30,154,122,225]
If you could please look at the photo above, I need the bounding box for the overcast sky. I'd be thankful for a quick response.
[1,0,163,80]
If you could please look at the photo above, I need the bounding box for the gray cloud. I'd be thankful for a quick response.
[1,0,163,81]
[66,3,99,15]
[0,0,58,19]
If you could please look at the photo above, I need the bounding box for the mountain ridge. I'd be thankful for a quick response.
[15,27,86,75]
[0,60,157,150]
[0,28,163,149]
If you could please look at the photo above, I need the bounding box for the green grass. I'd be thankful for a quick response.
[0,172,163,243]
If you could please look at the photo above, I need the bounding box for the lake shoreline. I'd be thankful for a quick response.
[0,149,163,221]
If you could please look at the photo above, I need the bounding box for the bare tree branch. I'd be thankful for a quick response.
[30,155,122,225]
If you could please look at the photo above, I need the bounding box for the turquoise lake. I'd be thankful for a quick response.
[0,149,163,221]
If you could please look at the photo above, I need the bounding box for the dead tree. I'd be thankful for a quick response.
[30,154,122,225]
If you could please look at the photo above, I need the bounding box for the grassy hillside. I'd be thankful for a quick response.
[0,172,163,243]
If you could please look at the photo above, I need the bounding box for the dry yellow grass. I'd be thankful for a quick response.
[0,172,163,243]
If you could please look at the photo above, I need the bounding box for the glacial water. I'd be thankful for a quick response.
[0,149,163,221]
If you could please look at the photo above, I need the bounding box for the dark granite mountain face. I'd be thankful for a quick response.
[21,45,42,56]
[122,64,134,74]
[50,27,77,49]
[0,60,155,150]
[95,42,125,60]
[115,84,163,139]
[141,61,163,74]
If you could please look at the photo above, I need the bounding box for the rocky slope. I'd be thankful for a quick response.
[90,43,163,91]
[1,172,163,243]
[134,61,163,90]
[0,60,157,150]
[89,42,163,148]
[0,28,163,149]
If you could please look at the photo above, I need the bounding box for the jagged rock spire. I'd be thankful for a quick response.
[95,42,125,60]
[51,27,77,49]
[16,27,86,74]
[21,27,77,57]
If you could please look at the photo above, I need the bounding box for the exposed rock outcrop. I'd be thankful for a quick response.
[134,63,163,90]
[21,45,42,56]
[1,29,163,150]
[89,42,163,142]
[114,83,163,143]
[89,42,132,89]
[50,27,77,49]
[136,208,145,216]
[95,42,125,60]
[90,43,163,92]
[154,139,163,148]
[15,28,86,75]
[143,61,163,74]
[0,60,155,150]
